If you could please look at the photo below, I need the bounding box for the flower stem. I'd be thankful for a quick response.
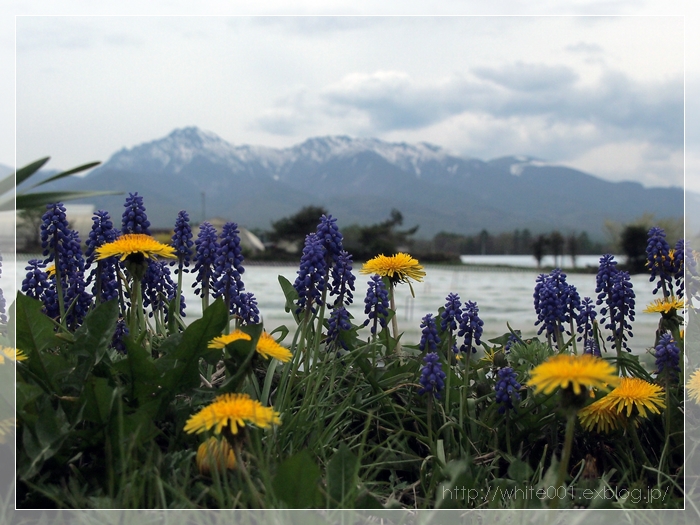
[550,412,575,508]
[388,284,401,354]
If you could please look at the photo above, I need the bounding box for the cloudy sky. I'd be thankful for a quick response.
[4,2,698,193]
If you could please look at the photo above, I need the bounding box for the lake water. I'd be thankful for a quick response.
[6,255,663,358]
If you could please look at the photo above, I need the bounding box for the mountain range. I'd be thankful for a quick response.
[15,127,687,240]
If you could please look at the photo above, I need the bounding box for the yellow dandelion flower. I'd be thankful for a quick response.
[686,369,700,404]
[46,264,56,278]
[360,253,426,284]
[0,347,27,364]
[578,399,626,433]
[184,393,281,435]
[208,330,252,349]
[528,354,619,396]
[256,332,292,362]
[644,296,685,315]
[597,377,665,418]
[95,233,176,262]
[196,437,236,475]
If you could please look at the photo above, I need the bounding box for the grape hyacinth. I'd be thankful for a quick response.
[646,227,674,296]
[192,222,219,305]
[494,367,521,414]
[293,233,326,316]
[418,352,446,399]
[576,297,597,343]
[111,317,129,354]
[85,210,119,302]
[212,222,250,320]
[673,239,685,298]
[329,250,355,307]
[583,338,601,357]
[604,270,636,352]
[21,260,54,314]
[362,275,390,334]
[654,332,680,381]
[440,293,462,353]
[142,260,178,318]
[419,313,441,353]
[316,214,344,264]
[235,292,260,325]
[326,306,351,352]
[458,300,483,354]
[171,210,194,273]
[533,269,572,343]
[121,192,151,235]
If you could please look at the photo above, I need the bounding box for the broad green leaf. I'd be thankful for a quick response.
[12,293,62,393]
[157,298,228,397]
[272,450,322,509]
[327,443,359,508]
[113,337,160,403]
[80,376,117,425]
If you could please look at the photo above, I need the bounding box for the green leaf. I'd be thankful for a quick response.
[72,299,119,364]
[507,458,534,483]
[27,161,101,189]
[327,443,359,508]
[156,298,228,397]
[113,337,160,403]
[9,190,120,212]
[80,376,117,425]
[13,157,51,187]
[273,450,322,508]
[12,294,62,393]
[278,275,302,324]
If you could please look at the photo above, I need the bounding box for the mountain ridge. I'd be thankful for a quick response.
[17,127,686,240]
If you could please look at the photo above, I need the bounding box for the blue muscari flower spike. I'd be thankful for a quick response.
[22,259,52,304]
[111,317,129,354]
[142,260,178,317]
[576,297,597,342]
[495,367,521,414]
[673,239,684,298]
[595,254,619,306]
[655,332,680,380]
[440,293,462,332]
[329,250,355,307]
[293,233,327,315]
[362,274,389,334]
[419,313,441,353]
[212,222,248,316]
[316,214,344,264]
[326,306,351,351]
[171,210,194,273]
[458,300,483,353]
[192,222,219,298]
[504,332,521,353]
[646,227,674,296]
[85,210,117,265]
[235,292,260,325]
[604,270,635,352]
[583,338,601,357]
[533,270,569,338]
[121,192,151,234]
[64,265,92,327]
[441,293,462,353]
[40,203,77,276]
[418,352,446,399]
[85,210,118,302]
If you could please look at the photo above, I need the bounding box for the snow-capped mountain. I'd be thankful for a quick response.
[37,127,684,238]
